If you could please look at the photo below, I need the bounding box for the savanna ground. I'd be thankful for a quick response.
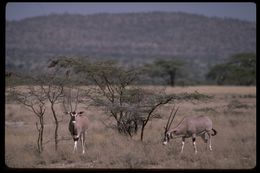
[5,86,256,169]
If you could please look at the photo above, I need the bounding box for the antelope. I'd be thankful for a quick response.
[163,106,217,154]
[63,88,89,154]
[66,111,89,154]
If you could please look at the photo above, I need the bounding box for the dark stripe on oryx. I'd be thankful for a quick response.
[72,126,77,136]
[70,122,77,135]
[72,125,79,141]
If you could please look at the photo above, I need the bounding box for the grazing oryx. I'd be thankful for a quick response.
[163,106,217,154]
[66,111,89,154]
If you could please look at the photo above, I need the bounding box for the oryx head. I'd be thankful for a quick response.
[67,111,84,123]
[163,106,179,145]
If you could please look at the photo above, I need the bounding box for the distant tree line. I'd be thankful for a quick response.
[7,52,255,87]
[206,53,256,85]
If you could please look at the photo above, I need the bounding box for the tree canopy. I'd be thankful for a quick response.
[206,53,256,85]
[143,59,185,86]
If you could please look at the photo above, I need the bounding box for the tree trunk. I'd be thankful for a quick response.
[36,124,41,153]
[40,116,44,152]
[51,104,59,151]
[169,70,176,86]
[140,121,145,141]
[140,97,173,141]
[36,116,44,153]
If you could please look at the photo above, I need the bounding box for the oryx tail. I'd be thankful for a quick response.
[211,128,217,136]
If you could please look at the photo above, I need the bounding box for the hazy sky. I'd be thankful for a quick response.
[6,2,256,22]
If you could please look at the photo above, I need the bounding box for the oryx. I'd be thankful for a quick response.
[63,87,89,154]
[163,106,217,154]
[66,111,89,154]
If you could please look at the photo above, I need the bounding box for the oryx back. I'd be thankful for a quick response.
[185,115,212,135]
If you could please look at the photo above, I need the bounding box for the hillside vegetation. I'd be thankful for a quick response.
[6,12,256,83]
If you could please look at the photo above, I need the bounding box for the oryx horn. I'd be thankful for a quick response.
[165,105,179,132]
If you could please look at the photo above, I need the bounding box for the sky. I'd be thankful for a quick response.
[6,2,256,22]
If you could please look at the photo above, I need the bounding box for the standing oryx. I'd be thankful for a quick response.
[66,111,89,154]
[63,87,89,154]
[163,106,217,154]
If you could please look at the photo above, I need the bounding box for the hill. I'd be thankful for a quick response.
[6,12,256,82]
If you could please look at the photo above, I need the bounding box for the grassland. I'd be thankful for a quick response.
[5,86,256,169]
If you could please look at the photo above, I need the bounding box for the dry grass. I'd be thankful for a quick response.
[5,86,256,169]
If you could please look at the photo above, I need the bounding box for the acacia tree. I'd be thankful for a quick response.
[143,59,185,86]
[8,71,68,152]
[49,58,140,136]
[49,57,173,141]
[11,85,47,153]
[39,74,64,151]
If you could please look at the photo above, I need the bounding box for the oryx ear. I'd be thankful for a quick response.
[78,111,84,114]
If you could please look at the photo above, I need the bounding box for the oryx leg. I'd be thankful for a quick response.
[73,140,78,153]
[181,137,185,153]
[192,135,198,154]
[200,132,208,150]
[208,133,212,151]
[73,135,80,153]
[81,132,86,154]
[204,131,213,151]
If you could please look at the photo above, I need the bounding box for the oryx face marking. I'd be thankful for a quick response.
[67,111,88,154]
[70,111,77,124]
[163,132,171,145]
[163,106,217,154]
[68,111,79,141]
